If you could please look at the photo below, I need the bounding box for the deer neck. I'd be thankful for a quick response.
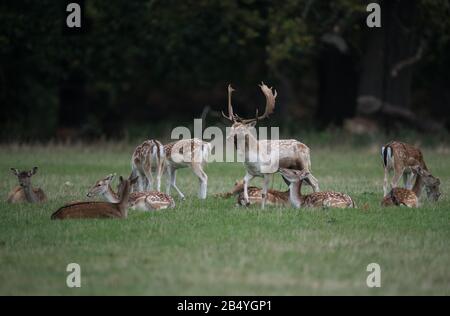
[235,133,259,161]
[118,182,130,218]
[288,181,303,208]
[412,175,423,197]
[104,184,120,203]
[23,185,38,203]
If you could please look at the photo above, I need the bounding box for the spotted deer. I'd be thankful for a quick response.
[131,139,165,192]
[222,83,319,209]
[279,168,355,208]
[381,141,428,196]
[381,163,440,207]
[87,174,175,210]
[215,179,290,207]
[52,176,136,220]
[8,167,47,203]
[381,188,418,208]
[164,138,211,199]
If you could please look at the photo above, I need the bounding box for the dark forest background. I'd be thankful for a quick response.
[1,0,449,142]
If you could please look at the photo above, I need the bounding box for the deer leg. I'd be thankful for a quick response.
[143,169,154,192]
[261,174,270,209]
[406,172,415,190]
[192,164,208,199]
[156,164,163,192]
[391,168,404,190]
[383,167,389,196]
[243,173,254,206]
[137,170,146,192]
[169,168,185,200]
[308,173,320,192]
[130,168,139,192]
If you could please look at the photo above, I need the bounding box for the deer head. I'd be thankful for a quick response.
[278,168,310,184]
[411,165,441,201]
[223,82,277,141]
[87,174,116,197]
[11,167,38,189]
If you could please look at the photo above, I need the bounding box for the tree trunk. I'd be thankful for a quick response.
[358,0,418,116]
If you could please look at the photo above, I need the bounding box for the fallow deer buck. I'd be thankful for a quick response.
[8,167,47,203]
[279,168,355,208]
[381,141,429,196]
[222,83,319,208]
[87,173,175,210]
[52,176,136,220]
[131,139,165,192]
[164,138,211,199]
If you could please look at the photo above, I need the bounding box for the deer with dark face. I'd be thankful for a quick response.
[8,167,47,203]
[222,83,319,209]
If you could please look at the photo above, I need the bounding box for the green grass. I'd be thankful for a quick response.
[0,144,449,295]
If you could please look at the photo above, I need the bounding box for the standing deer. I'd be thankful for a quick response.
[279,168,355,208]
[164,138,211,199]
[8,167,47,203]
[381,163,440,207]
[87,174,175,210]
[51,176,136,220]
[131,139,165,192]
[381,141,428,196]
[222,83,319,209]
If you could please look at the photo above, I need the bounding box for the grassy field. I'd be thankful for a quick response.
[0,143,449,295]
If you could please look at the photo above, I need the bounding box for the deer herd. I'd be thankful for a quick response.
[6,83,442,219]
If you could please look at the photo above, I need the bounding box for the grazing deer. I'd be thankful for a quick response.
[8,167,47,203]
[131,139,165,192]
[87,174,175,210]
[381,164,440,207]
[51,176,136,220]
[381,188,418,208]
[279,168,355,208]
[409,164,441,202]
[381,141,429,196]
[222,83,319,208]
[164,138,211,199]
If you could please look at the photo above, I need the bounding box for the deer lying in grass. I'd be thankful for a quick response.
[8,167,47,203]
[215,179,290,207]
[381,141,429,196]
[51,176,136,220]
[279,168,355,208]
[87,174,175,210]
[381,164,441,207]
[131,139,165,192]
[223,83,319,209]
[164,138,211,199]
[381,188,418,208]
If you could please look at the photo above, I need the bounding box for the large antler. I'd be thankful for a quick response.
[222,84,236,122]
[240,82,277,124]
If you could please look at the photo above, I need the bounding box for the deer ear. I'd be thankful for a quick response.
[31,167,38,175]
[106,173,116,181]
[11,168,19,176]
